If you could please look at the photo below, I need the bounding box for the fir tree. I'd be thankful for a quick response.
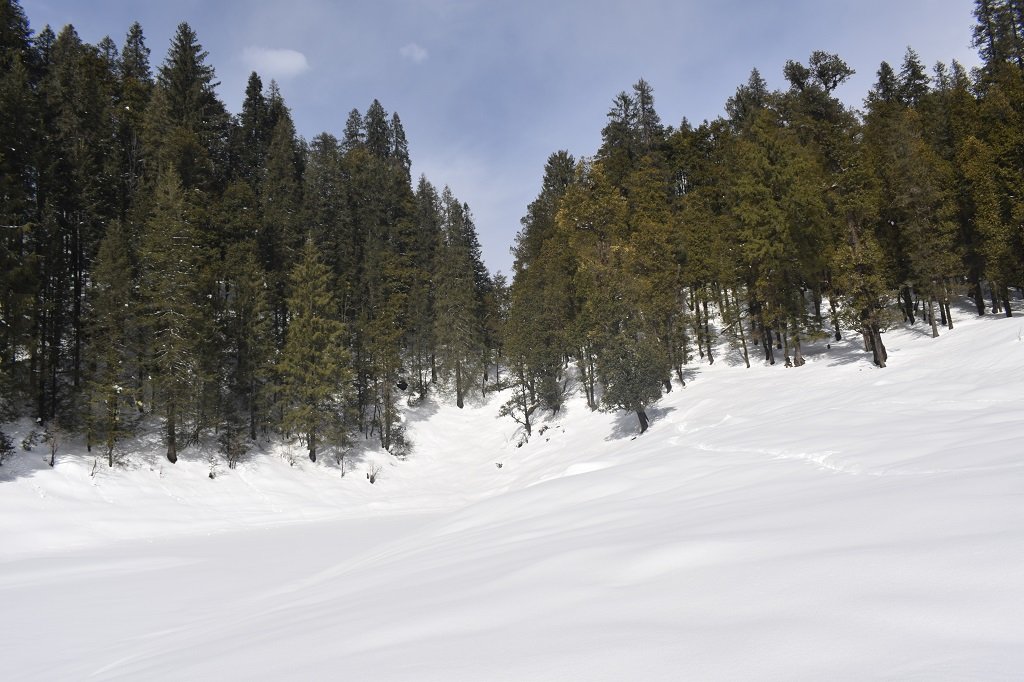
[433,190,487,408]
[84,220,137,465]
[278,240,352,462]
[138,170,210,463]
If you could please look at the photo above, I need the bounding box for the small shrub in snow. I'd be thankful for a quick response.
[21,430,42,451]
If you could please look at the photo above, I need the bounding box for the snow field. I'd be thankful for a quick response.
[2,306,1023,680]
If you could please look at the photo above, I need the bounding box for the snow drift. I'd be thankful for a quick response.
[2,307,1023,680]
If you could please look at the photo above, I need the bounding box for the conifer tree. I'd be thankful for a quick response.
[150,22,229,191]
[84,220,137,465]
[433,190,487,408]
[139,170,209,463]
[597,332,669,434]
[407,176,442,396]
[114,21,152,218]
[0,0,37,394]
[234,71,271,188]
[278,240,352,462]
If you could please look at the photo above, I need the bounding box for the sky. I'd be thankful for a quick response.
[21,0,981,276]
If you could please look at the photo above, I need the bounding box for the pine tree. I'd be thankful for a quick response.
[364,99,391,160]
[342,108,364,152]
[114,21,152,219]
[138,170,209,463]
[0,0,37,394]
[234,71,271,188]
[597,331,669,434]
[406,176,442,397]
[278,240,352,463]
[84,220,137,465]
[151,22,229,191]
[433,190,487,408]
[260,102,304,347]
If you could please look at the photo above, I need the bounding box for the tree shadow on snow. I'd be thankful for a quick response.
[604,404,676,442]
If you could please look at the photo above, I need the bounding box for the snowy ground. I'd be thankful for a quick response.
[2,305,1024,680]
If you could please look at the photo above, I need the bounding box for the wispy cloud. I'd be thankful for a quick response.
[399,43,429,64]
[242,47,310,79]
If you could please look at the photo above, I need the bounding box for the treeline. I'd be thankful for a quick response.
[504,1,1024,435]
[0,0,499,465]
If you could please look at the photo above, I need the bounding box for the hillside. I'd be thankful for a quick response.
[2,306,1024,680]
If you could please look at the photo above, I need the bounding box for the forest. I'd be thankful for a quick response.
[0,0,1022,466]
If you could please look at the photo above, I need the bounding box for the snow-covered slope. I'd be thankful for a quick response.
[2,307,1024,680]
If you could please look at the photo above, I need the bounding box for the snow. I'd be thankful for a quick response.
[3,305,1024,680]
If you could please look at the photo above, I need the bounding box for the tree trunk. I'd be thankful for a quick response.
[455,359,464,409]
[702,294,713,364]
[973,281,985,315]
[869,324,887,368]
[829,295,841,341]
[929,298,939,338]
[1002,285,1012,317]
[731,293,750,369]
[693,287,705,359]
[761,323,774,365]
[792,336,805,367]
[636,408,650,434]
[308,430,317,462]
[901,286,915,324]
[166,402,178,464]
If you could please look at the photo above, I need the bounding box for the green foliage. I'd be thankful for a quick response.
[597,332,669,431]
[278,240,352,463]
[139,170,212,462]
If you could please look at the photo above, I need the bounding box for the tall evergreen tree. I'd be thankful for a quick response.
[84,220,137,465]
[433,190,488,408]
[278,240,352,462]
[138,170,210,463]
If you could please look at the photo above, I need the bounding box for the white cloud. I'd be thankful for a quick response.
[242,47,310,79]
[399,42,429,64]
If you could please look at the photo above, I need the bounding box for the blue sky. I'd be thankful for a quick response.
[22,0,980,276]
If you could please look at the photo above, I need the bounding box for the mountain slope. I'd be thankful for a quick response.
[2,308,1023,680]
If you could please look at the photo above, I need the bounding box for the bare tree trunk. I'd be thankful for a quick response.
[732,292,750,369]
[693,287,705,360]
[455,360,464,409]
[901,286,915,324]
[829,295,841,341]
[868,324,887,368]
[308,430,317,462]
[942,281,954,330]
[761,323,775,365]
[636,408,650,434]
[793,336,805,367]
[166,402,178,464]
[929,298,939,338]
[702,294,714,365]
